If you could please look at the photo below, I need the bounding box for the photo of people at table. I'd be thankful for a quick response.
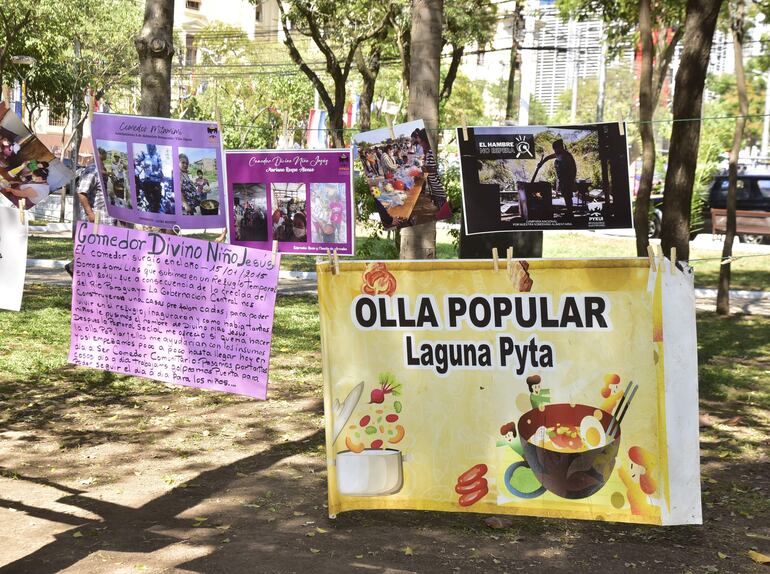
[271,183,307,243]
[0,102,73,209]
[94,140,132,210]
[232,183,268,242]
[353,119,451,230]
[178,147,220,216]
[459,123,632,234]
[133,143,175,214]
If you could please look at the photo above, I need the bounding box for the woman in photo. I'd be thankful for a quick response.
[412,128,447,211]
[179,153,201,215]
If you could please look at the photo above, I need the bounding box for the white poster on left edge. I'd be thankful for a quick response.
[0,205,28,311]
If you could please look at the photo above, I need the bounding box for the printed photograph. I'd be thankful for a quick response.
[178,146,220,216]
[460,123,632,233]
[232,183,268,241]
[0,102,73,208]
[310,182,348,244]
[271,182,307,243]
[353,119,451,230]
[94,140,132,209]
[133,143,175,214]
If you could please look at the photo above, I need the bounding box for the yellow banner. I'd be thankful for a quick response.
[318,258,700,525]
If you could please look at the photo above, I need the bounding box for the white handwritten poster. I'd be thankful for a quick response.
[69,223,280,399]
[0,205,28,311]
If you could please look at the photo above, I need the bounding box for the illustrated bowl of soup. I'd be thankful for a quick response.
[200,199,219,215]
[517,403,621,499]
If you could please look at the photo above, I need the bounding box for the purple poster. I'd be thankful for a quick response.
[69,222,280,399]
[225,150,354,255]
[91,113,226,229]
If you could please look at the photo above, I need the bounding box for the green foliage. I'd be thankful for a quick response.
[2,0,141,125]
[706,60,768,148]
[175,24,314,149]
[440,72,487,127]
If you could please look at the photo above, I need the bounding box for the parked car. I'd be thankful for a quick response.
[648,172,770,244]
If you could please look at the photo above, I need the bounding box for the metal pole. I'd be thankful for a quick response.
[762,68,770,157]
[596,39,607,122]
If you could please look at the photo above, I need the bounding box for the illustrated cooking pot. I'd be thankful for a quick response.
[332,382,404,496]
[517,403,621,499]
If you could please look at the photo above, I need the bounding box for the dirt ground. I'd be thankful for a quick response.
[1,284,768,573]
[0,364,767,574]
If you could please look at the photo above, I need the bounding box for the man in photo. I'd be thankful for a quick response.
[537,139,576,219]
[135,144,164,212]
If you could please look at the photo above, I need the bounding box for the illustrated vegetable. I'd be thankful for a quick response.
[369,373,401,404]
[455,477,487,494]
[458,483,489,507]
[359,415,371,426]
[385,414,399,423]
[370,439,383,449]
[457,464,487,485]
[345,436,365,453]
[388,425,405,444]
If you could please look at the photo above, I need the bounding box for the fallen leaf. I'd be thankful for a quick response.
[221,538,230,544]
[748,550,770,564]
[484,516,513,530]
[310,548,321,554]
[293,511,306,517]
[73,532,83,538]
[403,546,414,556]
[202,430,210,436]
[717,552,727,559]
[215,524,231,531]
[315,527,328,534]
[355,554,364,559]
[724,416,742,426]
[305,532,315,538]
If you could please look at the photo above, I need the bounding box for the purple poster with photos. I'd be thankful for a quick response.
[91,113,226,229]
[225,149,354,255]
[69,222,279,399]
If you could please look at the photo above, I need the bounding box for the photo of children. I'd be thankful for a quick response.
[353,119,451,230]
[178,147,220,216]
[0,102,73,208]
[459,123,632,233]
[94,141,132,209]
[232,183,268,241]
[310,182,348,244]
[271,183,307,243]
[133,143,174,214]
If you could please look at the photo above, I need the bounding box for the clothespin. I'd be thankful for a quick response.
[326,248,336,275]
[332,248,340,275]
[272,240,278,266]
[670,247,677,275]
[492,247,499,272]
[386,115,396,140]
[647,244,657,272]
[18,198,25,224]
[506,246,513,274]
[94,210,101,233]
[618,114,625,136]
[460,112,469,141]
[172,224,182,236]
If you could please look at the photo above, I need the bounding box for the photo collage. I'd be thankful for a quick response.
[91,113,225,229]
[226,150,353,255]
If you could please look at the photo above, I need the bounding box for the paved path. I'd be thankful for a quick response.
[24,265,770,315]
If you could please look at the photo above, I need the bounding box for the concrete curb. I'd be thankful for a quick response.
[694,288,770,300]
[27,259,69,269]
[29,223,70,233]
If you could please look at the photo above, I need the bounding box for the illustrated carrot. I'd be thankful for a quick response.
[388,424,405,444]
[345,435,365,453]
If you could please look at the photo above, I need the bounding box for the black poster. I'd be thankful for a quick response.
[458,123,633,234]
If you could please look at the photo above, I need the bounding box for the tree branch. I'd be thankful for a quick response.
[341,4,395,82]
[439,45,464,102]
[653,26,684,106]
[292,1,341,78]
[277,2,334,112]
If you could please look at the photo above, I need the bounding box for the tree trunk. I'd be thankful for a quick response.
[716,0,747,315]
[660,0,722,261]
[634,0,655,257]
[135,0,174,117]
[505,13,519,122]
[356,47,381,132]
[458,221,543,258]
[400,0,443,260]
